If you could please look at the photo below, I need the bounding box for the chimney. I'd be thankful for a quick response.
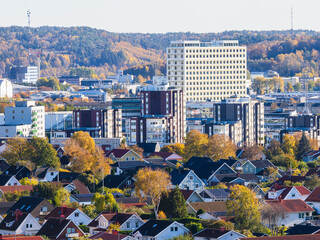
[15,209,22,221]
[112,230,118,235]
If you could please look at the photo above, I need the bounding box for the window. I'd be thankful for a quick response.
[75,212,79,217]
[132,157,135,161]
[135,222,139,228]
[299,213,305,218]
[126,157,129,161]
[171,227,174,231]
[127,222,131,228]
[41,206,48,212]
[189,175,193,180]
[26,224,29,228]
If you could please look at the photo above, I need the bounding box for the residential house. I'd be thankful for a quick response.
[0,201,15,217]
[266,185,311,201]
[0,185,33,199]
[199,189,231,202]
[269,175,306,187]
[87,212,144,234]
[217,159,242,169]
[193,228,246,240]
[98,175,135,190]
[241,235,320,240]
[132,219,189,240]
[70,194,94,206]
[1,166,31,180]
[241,160,276,176]
[286,224,320,235]
[208,173,259,186]
[144,158,178,170]
[264,199,314,227]
[106,149,142,162]
[36,218,85,240]
[111,161,149,176]
[306,167,320,178]
[0,210,41,236]
[8,196,55,223]
[302,150,320,162]
[187,202,228,219]
[89,232,136,240]
[147,152,183,161]
[185,157,235,184]
[63,180,91,195]
[0,160,9,172]
[305,187,320,213]
[170,169,205,192]
[32,168,58,182]
[137,143,160,157]
[179,190,204,203]
[44,206,92,226]
[0,175,21,186]
[0,236,44,240]
[52,172,80,182]
[253,185,266,200]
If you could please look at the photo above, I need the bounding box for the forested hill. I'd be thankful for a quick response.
[0,26,320,78]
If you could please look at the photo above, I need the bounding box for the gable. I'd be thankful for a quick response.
[242,161,256,171]
[213,163,236,175]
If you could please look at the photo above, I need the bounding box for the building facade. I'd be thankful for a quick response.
[205,96,264,146]
[127,89,185,145]
[0,101,45,137]
[6,66,38,84]
[167,40,247,102]
[72,109,122,138]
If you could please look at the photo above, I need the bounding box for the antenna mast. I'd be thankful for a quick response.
[27,9,31,30]
[291,7,294,35]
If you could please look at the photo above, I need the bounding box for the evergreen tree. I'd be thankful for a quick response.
[159,187,188,218]
[296,132,311,161]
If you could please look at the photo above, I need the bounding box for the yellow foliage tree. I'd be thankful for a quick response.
[282,134,296,156]
[184,130,208,160]
[227,185,261,231]
[206,135,237,161]
[160,143,185,157]
[135,168,171,219]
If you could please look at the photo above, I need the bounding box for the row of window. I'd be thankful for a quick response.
[186,80,244,85]
[187,85,244,90]
[168,48,245,53]
[186,91,245,96]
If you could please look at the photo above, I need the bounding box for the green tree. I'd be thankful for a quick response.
[252,77,266,94]
[0,137,32,165]
[296,132,311,161]
[185,222,203,234]
[308,80,315,91]
[159,187,188,218]
[266,139,284,159]
[293,82,301,91]
[29,137,60,169]
[304,174,320,190]
[227,185,261,231]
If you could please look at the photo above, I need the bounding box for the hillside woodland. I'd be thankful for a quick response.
[1,26,320,79]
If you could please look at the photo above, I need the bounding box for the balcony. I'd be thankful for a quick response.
[32,112,37,116]
[32,118,37,122]
[65,233,79,238]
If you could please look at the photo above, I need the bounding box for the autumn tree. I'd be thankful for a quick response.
[64,131,110,176]
[252,77,266,94]
[184,130,208,160]
[130,145,144,157]
[261,203,287,233]
[266,139,284,159]
[135,168,171,219]
[206,135,236,161]
[281,134,296,156]
[227,185,261,231]
[0,137,32,165]
[160,143,185,157]
[241,144,262,160]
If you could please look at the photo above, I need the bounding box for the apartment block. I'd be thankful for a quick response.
[0,101,45,137]
[6,66,38,84]
[127,89,185,145]
[205,96,264,146]
[167,40,247,102]
[72,109,122,138]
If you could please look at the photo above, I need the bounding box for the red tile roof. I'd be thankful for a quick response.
[1,236,43,240]
[106,149,131,158]
[44,207,76,220]
[265,199,314,213]
[241,235,320,240]
[306,186,320,202]
[295,186,311,195]
[89,232,128,240]
[0,185,33,193]
[179,189,195,201]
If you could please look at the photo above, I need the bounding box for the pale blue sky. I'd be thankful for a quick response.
[0,0,319,33]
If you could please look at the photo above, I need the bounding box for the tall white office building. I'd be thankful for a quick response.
[167,40,247,102]
[0,101,45,138]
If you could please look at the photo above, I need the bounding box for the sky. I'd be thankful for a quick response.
[0,0,319,33]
